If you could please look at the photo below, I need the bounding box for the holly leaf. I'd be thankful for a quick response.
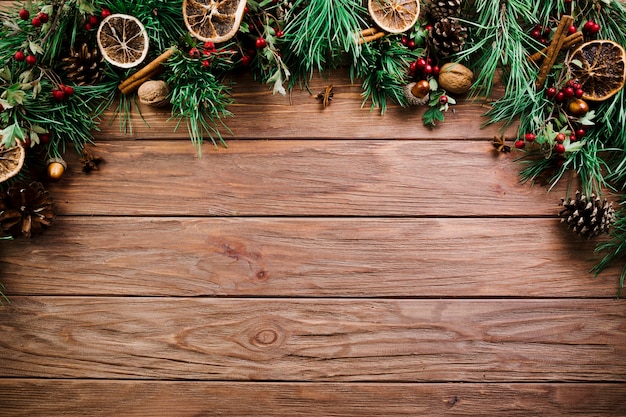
[423,106,445,127]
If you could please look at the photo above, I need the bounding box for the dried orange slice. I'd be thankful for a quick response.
[567,40,626,102]
[368,0,420,34]
[0,140,26,183]
[97,14,149,68]
[183,0,247,43]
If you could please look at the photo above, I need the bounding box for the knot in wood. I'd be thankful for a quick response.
[253,329,279,346]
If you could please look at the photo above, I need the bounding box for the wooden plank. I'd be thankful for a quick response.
[1,380,625,417]
[46,140,571,216]
[0,217,618,297]
[1,297,624,381]
[98,72,514,141]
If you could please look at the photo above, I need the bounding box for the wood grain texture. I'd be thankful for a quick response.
[45,140,572,216]
[0,217,618,297]
[96,71,515,141]
[1,297,625,381]
[1,380,625,417]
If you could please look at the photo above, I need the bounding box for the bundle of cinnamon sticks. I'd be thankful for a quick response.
[533,15,580,89]
[118,47,178,95]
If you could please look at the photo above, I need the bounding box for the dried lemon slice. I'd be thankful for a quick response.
[183,0,247,43]
[97,14,149,68]
[567,40,626,102]
[368,0,420,34]
[0,140,26,183]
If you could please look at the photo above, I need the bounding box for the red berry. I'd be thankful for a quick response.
[401,36,408,46]
[85,22,93,30]
[415,57,426,70]
[0,103,4,112]
[562,86,575,98]
[567,25,577,35]
[240,55,252,66]
[39,133,51,144]
[14,50,25,61]
[575,128,586,139]
[554,143,566,154]
[101,8,112,18]
[425,24,432,32]
[38,12,49,23]
[22,137,31,147]
[409,61,417,73]
[276,30,284,38]
[555,91,565,103]
[530,29,541,39]
[31,17,42,27]
[570,133,577,141]
[89,15,99,26]
[525,133,536,142]
[25,55,36,65]
[63,85,74,97]
[515,139,526,149]
[566,79,576,88]
[432,65,440,76]
[189,47,200,58]
[423,64,433,75]
[52,89,66,102]
[555,133,566,143]
[201,59,211,69]
[439,95,448,104]
[583,20,595,33]
[255,37,267,48]
[203,41,215,50]
[546,87,557,98]
[575,88,584,99]
[590,23,601,34]
[19,8,30,20]
[407,39,416,50]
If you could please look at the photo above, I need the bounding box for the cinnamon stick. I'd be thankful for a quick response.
[529,31,584,63]
[536,15,574,89]
[118,47,177,93]
[360,28,378,36]
[359,31,385,44]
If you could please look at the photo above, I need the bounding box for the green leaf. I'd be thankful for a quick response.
[423,106,445,127]
[2,84,26,106]
[28,41,43,56]
[0,122,25,148]
[0,67,11,82]
[578,110,596,126]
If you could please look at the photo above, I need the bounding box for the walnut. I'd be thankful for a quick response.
[137,80,170,107]
[437,62,474,95]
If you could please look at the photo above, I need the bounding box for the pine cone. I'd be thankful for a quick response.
[0,181,55,238]
[559,191,615,239]
[428,0,462,20]
[429,18,468,58]
[60,43,103,86]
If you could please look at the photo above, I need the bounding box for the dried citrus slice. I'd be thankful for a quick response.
[183,0,247,43]
[0,140,26,183]
[368,0,420,34]
[567,40,626,102]
[97,14,149,69]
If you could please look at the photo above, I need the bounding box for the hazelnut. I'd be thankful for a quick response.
[437,62,474,95]
[137,80,171,107]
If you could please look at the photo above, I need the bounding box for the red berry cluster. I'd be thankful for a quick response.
[189,42,220,69]
[545,78,584,103]
[582,20,601,36]
[14,50,36,65]
[19,8,49,27]
[52,84,75,102]
[400,36,418,51]
[529,24,552,45]
[408,57,439,79]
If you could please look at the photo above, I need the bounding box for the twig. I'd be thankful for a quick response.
[39,0,67,47]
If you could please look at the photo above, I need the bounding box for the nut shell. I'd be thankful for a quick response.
[137,80,171,107]
[438,62,474,95]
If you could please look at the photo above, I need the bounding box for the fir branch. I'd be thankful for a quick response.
[283,0,368,81]
[592,201,626,297]
[165,50,234,155]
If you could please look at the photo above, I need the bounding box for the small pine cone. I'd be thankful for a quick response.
[0,181,55,238]
[559,191,615,239]
[429,18,468,58]
[428,0,462,20]
[60,43,104,86]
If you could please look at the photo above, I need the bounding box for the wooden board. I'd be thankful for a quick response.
[1,381,625,417]
[0,217,617,297]
[1,297,625,381]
